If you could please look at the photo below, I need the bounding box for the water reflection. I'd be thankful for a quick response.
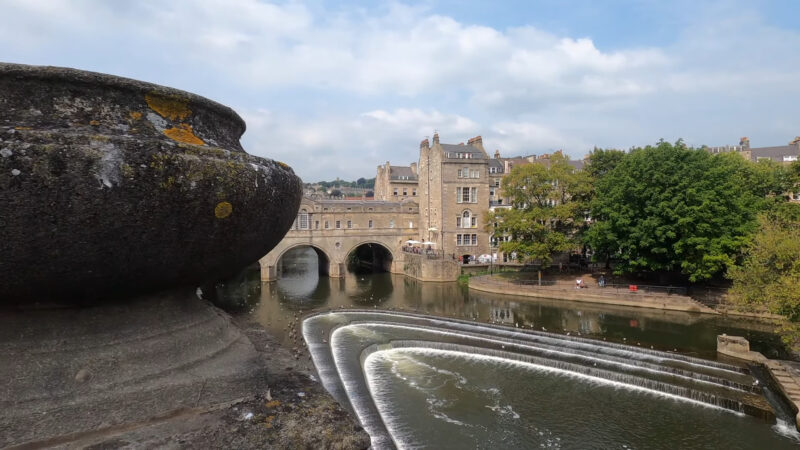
[214,247,790,360]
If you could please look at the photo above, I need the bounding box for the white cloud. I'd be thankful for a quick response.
[239,108,479,181]
[2,1,800,179]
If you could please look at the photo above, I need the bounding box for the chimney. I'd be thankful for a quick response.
[410,162,417,175]
[494,149,500,159]
[432,132,439,145]
[420,138,429,149]
[740,137,750,149]
[467,135,485,152]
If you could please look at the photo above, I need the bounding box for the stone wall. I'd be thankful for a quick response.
[402,253,460,282]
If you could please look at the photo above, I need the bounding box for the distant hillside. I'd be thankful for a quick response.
[306,177,375,189]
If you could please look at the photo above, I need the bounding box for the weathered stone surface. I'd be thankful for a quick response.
[0,290,369,448]
[0,63,302,303]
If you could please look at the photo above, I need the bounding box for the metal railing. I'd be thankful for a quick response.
[473,276,689,297]
[401,247,453,260]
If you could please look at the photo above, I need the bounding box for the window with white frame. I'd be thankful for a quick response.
[368,219,373,228]
[456,187,478,203]
[456,233,478,246]
[298,209,309,229]
[412,188,417,196]
[393,188,398,196]
[324,220,330,229]
[389,219,395,228]
[403,188,408,196]
[347,220,352,228]
[461,210,472,229]
[336,220,341,229]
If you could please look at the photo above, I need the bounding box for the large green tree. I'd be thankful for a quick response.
[486,152,591,266]
[586,140,783,281]
[728,203,800,345]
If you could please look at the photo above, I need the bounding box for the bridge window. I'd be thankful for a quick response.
[389,219,395,228]
[315,220,319,229]
[368,219,373,228]
[296,209,310,229]
[347,220,352,229]
[412,188,417,196]
[336,220,341,229]
[324,220,329,229]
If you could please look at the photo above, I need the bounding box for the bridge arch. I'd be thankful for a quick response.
[345,240,396,274]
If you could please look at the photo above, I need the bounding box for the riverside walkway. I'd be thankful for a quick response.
[469,275,719,314]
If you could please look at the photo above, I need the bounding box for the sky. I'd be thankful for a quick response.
[3,0,800,182]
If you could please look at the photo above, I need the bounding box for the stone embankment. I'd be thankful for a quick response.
[469,275,718,314]
[717,335,800,431]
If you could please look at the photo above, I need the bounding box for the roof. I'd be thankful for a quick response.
[389,165,418,180]
[750,145,799,162]
[488,159,504,172]
[441,143,485,159]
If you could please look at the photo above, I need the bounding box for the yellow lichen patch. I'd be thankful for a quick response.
[14,126,32,130]
[215,201,233,219]
[265,400,281,408]
[89,120,100,126]
[277,161,290,170]
[163,124,205,145]
[129,111,143,120]
[145,92,192,121]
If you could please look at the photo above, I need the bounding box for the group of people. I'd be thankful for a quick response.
[402,245,435,255]
[576,275,606,289]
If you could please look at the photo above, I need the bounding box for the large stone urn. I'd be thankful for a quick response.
[0,63,302,303]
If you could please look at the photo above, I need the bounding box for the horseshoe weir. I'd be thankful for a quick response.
[304,309,800,449]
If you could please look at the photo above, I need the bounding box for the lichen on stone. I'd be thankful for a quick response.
[145,92,192,121]
[163,124,205,146]
[215,201,233,219]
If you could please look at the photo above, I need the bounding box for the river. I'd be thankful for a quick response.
[213,247,800,449]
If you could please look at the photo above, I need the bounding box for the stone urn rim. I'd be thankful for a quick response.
[0,62,246,135]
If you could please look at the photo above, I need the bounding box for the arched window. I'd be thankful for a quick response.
[461,210,475,229]
[298,209,309,229]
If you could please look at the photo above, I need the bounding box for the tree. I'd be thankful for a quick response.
[330,189,342,198]
[486,152,592,266]
[586,139,777,281]
[357,177,366,186]
[728,204,800,346]
[585,148,626,180]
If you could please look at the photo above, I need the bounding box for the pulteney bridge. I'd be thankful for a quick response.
[259,197,421,281]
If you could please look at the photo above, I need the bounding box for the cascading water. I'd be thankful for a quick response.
[303,310,800,449]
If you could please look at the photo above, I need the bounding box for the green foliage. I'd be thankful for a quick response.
[586,139,778,281]
[586,148,625,180]
[728,207,800,346]
[486,152,591,266]
[309,177,375,189]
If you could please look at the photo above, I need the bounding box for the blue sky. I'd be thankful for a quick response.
[3,0,799,181]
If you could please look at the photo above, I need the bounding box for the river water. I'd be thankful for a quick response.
[215,247,800,449]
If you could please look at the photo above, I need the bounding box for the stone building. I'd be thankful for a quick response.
[374,133,591,263]
[374,162,419,201]
[706,136,800,163]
